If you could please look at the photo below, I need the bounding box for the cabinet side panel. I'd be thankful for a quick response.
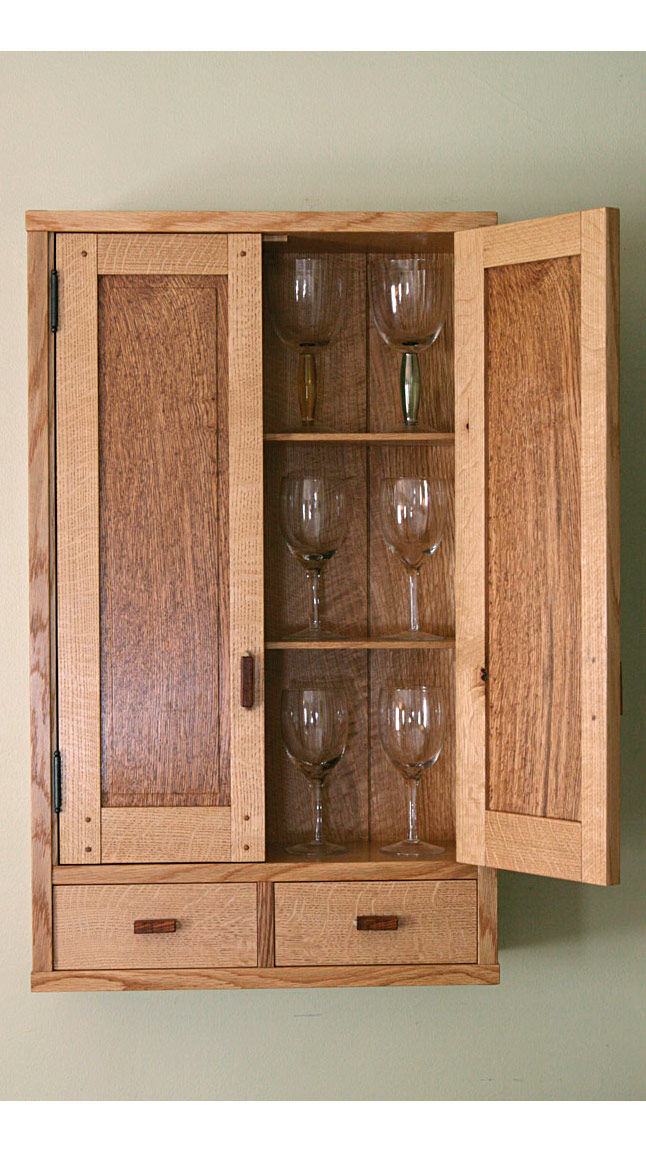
[486,256,582,821]
[98,274,228,807]
[29,231,53,970]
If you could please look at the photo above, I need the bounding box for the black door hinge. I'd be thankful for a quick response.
[50,269,58,333]
[480,667,488,683]
[53,749,62,813]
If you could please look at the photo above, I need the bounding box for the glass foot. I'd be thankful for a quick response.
[379,839,445,858]
[285,839,347,857]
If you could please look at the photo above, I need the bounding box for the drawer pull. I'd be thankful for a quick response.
[356,915,399,931]
[241,653,254,708]
[133,919,177,934]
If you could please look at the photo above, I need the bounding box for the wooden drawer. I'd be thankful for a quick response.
[54,884,257,969]
[274,880,477,966]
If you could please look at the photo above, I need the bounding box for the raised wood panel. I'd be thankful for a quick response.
[369,650,455,846]
[28,231,53,970]
[264,443,368,640]
[97,234,227,274]
[263,253,366,433]
[265,650,370,849]
[33,963,500,990]
[227,235,266,859]
[368,444,454,639]
[368,253,454,433]
[53,883,257,969]
[274,880,477,965]
[56,234,101,864]
[99,274,228,808]
[580,208,621,885]
[101,808,231,863]
[486,256,582,821]
[27,210,499,234]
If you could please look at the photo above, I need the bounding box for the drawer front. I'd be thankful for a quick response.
[54,883,257,969]
[274,880,477,966]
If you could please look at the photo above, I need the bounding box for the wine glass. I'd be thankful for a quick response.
[266,254,345,427]
[378,685,446,857]
[379,477,448,640]
[279,474,349,639]
[369,254,449,427]
[281,687,349,856]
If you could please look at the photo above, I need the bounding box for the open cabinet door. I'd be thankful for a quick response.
[55,233,264,864]
[455,209,619,885]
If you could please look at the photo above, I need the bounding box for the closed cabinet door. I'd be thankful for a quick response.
[455,208,620,885]
[55,233,264,864]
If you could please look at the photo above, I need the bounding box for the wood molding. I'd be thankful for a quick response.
[580,208,620,885]
[28,230,53,971]
[101,808,232,863]
[26,210,499,234]
[228,235,265,860]
[97,234,227,275]
[33,963,500,991]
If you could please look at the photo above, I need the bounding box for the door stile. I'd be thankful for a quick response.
[56,234,101,864]
[228,234,266,860]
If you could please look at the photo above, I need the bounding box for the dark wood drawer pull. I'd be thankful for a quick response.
[241,653,254,708]
[133,919,177,934]
[356,915,399,931]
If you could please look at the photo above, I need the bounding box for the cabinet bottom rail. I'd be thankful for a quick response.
[32,964,500,991]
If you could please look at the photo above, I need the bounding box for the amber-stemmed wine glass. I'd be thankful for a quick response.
[279,474,349,639]
[379,477,448,640]
[266,254,345,427]
[369,255,449,427]
[281,687,349,856]
[378,685,445,857]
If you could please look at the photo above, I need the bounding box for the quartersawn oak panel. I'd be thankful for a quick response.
[274,879,477,966]
[486,256,581,821]
[369,649,456,846]
[265,649,369,849]
[263,253,366,433]
[99,274,229,807]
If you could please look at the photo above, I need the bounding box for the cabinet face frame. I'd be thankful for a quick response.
[455,208,620,886]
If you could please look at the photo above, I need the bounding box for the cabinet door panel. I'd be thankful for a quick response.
[455,209,619,885]
[56,234,264,864]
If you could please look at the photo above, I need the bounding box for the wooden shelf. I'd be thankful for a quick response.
[265,637,455,650]
[264,431,455,443]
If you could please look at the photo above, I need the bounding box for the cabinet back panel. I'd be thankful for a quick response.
[98,275,230,807]
[486,256,581,821]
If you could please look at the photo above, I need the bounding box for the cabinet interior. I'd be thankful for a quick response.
[261,235,456,854]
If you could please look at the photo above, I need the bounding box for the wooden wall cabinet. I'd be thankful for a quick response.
[27,208,620,992]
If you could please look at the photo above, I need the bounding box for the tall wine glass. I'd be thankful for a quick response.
[379,477,448,640]
[266,254,345,427]
[281,687,349,856]
[378,685,445,857]
[369,255,449,427]
[279,475,349,639]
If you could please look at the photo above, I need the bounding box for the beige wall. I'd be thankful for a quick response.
[1,52,644,1100]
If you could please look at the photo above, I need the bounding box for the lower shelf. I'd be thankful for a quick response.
[32,963,500,991]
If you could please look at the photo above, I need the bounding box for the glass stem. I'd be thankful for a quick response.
[407,777,420,844]
[311,779,324,844]
[306,569,321,630]
[409,567,420,633]
[297,351,317,425]
[400,351,421,426]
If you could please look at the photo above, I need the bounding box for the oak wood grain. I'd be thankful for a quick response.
[481,212,580,267]
[264,432,455,443]
[97,234,227,275]
[56,234,101,863]
[486,256,582,821]
[265,650,370,849]
[98,274,228,808]
[484,810,581,881]
[477,866,498,964]
[53,883,257,969]
[32,963,500,991]
[257,882,275,967]
[228,235,266,859]
[101,807,231,863]
[28,230,53,970]
[580,208,621,885]
[274,880,477,965]
[27,210,499,234]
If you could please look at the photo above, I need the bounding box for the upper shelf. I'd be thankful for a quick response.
[264,432,455,444]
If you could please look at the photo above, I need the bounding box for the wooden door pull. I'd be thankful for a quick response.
[356,915,399,931]
[133,919,177,934]
[241,653,254,708]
